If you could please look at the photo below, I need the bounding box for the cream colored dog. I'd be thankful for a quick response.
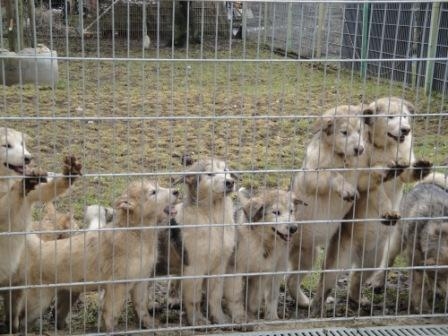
[176,158,236,326]
[0,154,82,286]
[10,179,178,332]
[224,188,303,321]
[288,105,366,307]
[310,97,432,316]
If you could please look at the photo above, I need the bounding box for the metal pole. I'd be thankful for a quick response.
[424,2,441,96]
[360,2,370,79]
[316,3,327,58]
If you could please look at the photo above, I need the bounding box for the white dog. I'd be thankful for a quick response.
[175,158,237,326]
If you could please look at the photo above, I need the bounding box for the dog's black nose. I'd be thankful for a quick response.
[354,146,364,156]
[24,156,32,165]
[225,180,234,189]
[400,127,410,136]
[172,190,180,197]
[289,226,298,234]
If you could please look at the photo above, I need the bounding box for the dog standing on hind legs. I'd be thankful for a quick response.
[310,97,432,317]
[287,105,366,308]
[175,158,237,326]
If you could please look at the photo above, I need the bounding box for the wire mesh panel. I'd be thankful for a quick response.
[0,0,447,335]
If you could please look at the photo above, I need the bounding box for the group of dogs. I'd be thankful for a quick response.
[0,96,447,333]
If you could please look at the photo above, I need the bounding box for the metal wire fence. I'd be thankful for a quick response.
[0,0,447,335]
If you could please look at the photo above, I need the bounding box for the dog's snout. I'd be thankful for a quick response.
[24,156,32,165]
[289,226,298,235]
[354,146,364,156]
[400,127,410,136]
[225,180,234,189]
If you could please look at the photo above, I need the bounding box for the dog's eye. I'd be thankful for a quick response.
[290,209,294,215]
[207,173,215,177]
[341,130,348,136]
[272,210,281,216]
[2,143,12,149]
[149,190,156,195]
[387,116,394,119]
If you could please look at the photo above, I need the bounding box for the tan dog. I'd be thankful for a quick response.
[32,202,79,241]
[0,155,82,286]
[310,97,432,316]
[288,105,366,307]
[224,189,303,321]
[10,180,178,332]
[175,158,236,326]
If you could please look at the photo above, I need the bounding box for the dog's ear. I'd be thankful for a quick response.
[402,99,416,114]
[362,107,375,126]
[115,196,136,212]
[243,198,266,224]
[21,132,32,145]
[314,116,334,135]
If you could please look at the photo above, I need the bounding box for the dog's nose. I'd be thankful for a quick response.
[289,226,298,235]
[354,146,364,156]
[172,190,179,197]
[400,127,410,136]
[225,180,234,189]
[24,156,32,165]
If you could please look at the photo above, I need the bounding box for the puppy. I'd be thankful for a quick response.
[399,175,448,312]
[32,201,79,241]
[310,97,432,316]
[0,155,82,285]
[288,105,365,307]
[224,189,303,321]
[175,158,236,325]
[10,180,178,332]
[84,204,115,230]
[0,127,32,194]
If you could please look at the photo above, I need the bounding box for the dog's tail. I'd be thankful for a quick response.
[417,171,448,190]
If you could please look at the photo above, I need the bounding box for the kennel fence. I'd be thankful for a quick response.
[0,0,447,335]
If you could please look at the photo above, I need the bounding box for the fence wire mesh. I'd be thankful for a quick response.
[0,0,447,335]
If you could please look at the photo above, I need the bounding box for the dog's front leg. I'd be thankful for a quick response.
[183,266,209,326]
[264,274,282,320]
[223,275,247,323]
[207,263,230,325]
[131,282,159,329]
[100,284,128,332]
[26,156,82,204]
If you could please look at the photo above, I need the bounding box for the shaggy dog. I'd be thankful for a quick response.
[288,105,366,307]
[9,179,178,332]
[0,153,82,285]
[311,97,432,316]
[224,188,303,321]
[175,158,237,325]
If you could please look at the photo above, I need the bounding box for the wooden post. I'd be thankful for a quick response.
[360,2,370,79]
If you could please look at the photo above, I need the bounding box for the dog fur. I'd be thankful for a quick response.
[288,105,366,307]
[9,179,178,332]
[310,97,432,316]
[0,153,82,286]
[224,188,302,321]
[398,176,448,312]
[175,158,237,325]
[32,202,79,241]
[84,204,115,230]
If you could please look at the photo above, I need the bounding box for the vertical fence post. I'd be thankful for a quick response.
[316,3,327,58]
[424,2,441,96]
[360,2,370,79]
[285,2,293,53]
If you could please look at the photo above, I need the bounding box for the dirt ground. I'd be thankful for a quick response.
[1,36,447,334]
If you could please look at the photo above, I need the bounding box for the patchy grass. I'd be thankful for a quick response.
[1,39,448,333]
